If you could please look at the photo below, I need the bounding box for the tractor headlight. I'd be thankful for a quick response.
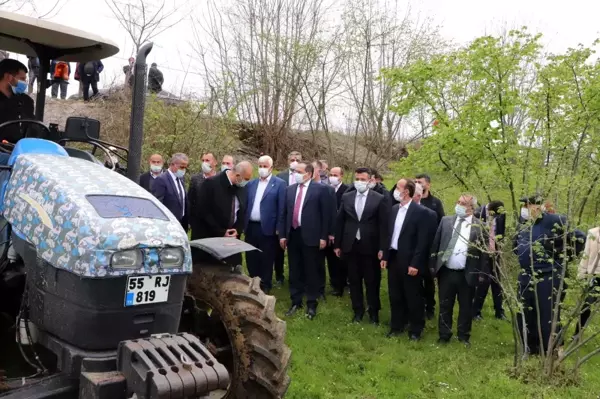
[111,249,143,269]
[160,247,184,269]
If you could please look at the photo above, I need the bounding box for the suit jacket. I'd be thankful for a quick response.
[421,205,439,250]
[429,215,488,286]
[278,181,329,247]
[244,175,286,236]
[194,171,247,239]
[276,170,294,186]
[334,189,388,254]
[152,172,189,229]
[188,173,215,236]
[324,183,337,237]
[383,201,430,273]
[334,183,349,209]
[139,171,160,193]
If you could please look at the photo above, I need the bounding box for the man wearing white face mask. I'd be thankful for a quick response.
[139,153,164,193]
[326,167,349,296]
[152,153,190,230]
[429,194,488,346]
[221,154,234,172]
[334,167,388,324]
[244,155,286,293]
[279,163,329,320]
[188,153,218,240]
[274,150,303,285]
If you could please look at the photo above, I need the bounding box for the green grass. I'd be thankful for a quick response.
[267,268,600,399]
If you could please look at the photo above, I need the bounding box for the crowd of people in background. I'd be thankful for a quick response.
[138,150,591,354]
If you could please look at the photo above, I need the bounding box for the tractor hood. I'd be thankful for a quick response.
[0,10,119,62]
[2,153,192,278]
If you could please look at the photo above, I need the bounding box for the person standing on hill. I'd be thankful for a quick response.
[326,166,349,296]
[148,63,164,94]
[50,60,70,99]
[79,60,104,101]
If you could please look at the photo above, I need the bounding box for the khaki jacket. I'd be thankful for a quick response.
[579,227,600,278]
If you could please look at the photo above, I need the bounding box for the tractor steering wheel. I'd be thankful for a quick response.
[0,141,14,154]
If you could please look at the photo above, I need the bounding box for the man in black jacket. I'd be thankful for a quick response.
[327,166,349,296]
[194,162,252,265]
[0,59,35,156]
[416,173,445,224]
[148,63,164,93]
[335,167,388,324]
[430,194,488,346]
[472,200,506,321]
[139,153,164,193]
[382,178,430,340]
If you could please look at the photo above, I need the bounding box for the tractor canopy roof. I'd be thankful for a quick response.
[0,10,119,62]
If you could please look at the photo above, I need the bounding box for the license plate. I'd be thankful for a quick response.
[125,275,171,306]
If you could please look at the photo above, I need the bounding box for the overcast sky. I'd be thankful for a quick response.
[8,0,600,99]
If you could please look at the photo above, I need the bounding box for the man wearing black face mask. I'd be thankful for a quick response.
[0,59,35,151]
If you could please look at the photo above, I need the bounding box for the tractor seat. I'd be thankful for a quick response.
[64,147,103,165]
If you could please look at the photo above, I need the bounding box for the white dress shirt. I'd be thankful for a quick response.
[250,174,272,222]
[390,200,412,250]
[168,169,185,217]
[355,189,369,239]
[288,170,295,185]
[447,215,473,270]
[294,180,311,226]
[225,172,240,224]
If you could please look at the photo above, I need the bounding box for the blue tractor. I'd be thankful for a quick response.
[0,10,290,399]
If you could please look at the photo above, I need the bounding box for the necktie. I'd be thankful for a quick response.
[292,184,304,229]
[176,178,185,219]
[356,193,365,240]
[442,217,465,263]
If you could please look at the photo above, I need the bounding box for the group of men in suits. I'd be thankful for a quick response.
[139,150,505,344]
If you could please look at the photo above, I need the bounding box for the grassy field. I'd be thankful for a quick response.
[268,267,600,399]
[265,170,600,398]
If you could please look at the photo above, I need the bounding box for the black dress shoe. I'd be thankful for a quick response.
[285,305,302,317]
[458,338,471,348]
[409,334,421,341]
[368,312,379,325]
[437,337,450,344]
[473,314,483,321]
[352,313,364,323]
[306,308,317,320]
[386,330,403,338]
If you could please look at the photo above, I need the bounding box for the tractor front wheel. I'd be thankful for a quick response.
[180,265,291,399]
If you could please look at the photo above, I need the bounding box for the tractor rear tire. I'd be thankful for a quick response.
[184,266,291,399]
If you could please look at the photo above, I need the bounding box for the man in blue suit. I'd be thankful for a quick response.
[245,155,286,294]
[279,162,329,320]
[152,153,189,230]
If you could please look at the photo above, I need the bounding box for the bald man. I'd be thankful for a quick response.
[139,153,164,193]
[194,161,253,265]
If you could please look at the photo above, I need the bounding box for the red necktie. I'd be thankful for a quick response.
[292,184,304,229]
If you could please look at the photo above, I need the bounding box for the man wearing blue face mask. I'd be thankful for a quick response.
[0,59,35,160]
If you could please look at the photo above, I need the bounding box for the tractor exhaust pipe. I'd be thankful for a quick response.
[127,42,153,183]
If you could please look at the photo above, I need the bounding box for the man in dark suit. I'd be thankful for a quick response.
[274,150,303,285]
[473,200,506,321]
[415,174,445,224]
[194,161,253,265]
[245,155,286,293]
[382,179,430,340]
[188,153,218,241]
[279,162,328,320]
[152,153,190,230]
[139,153,164,193]
[312,160,337,300]
[429,194,488,346]
[413,182,440,320]
[335,167,388,324]
[327,166,349,296]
